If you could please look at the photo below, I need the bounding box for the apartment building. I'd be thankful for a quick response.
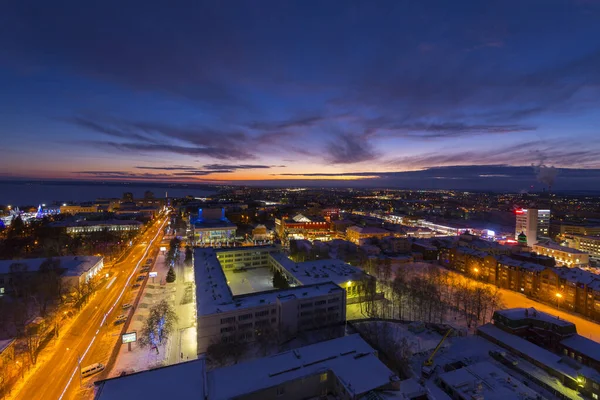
[533,240,589,267]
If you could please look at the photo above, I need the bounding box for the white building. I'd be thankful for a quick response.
[515,208,551,247]
[195,247,347,353]
[50,219,142,235]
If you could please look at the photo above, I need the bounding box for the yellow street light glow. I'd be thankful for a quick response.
[473,268,479,273]
[556,293,563,298]
[346,281,352,287]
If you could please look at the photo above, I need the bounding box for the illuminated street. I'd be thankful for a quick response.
[10,215,168,400]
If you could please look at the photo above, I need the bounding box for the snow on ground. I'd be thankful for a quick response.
[109,249,174,376]
[224,267,275,295]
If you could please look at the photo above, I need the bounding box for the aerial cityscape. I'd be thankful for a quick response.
[2,1,600,400]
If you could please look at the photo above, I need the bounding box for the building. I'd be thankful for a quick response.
[491,308,576,351]
[438,361,540,400]
[194,247,349,353]
[346,225,392,245]
[568,235,600,258]
[60,204,99,214]
[515,208,551,246]
[533,240,589,267]
[49,220,142,236]
[0,256,104,295]
[477,322,600,398]
[94,334,402,400]
[190,207,237,246]
[251,224,270,241]
[551,221,600,241]
[275,216,332,244]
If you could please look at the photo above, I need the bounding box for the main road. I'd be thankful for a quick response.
[13,213,169,400]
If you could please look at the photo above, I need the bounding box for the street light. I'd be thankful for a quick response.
[556,292,563,309]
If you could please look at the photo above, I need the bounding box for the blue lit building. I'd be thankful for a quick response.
[190,207,237,246]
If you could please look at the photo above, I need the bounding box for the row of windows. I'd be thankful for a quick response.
[221,318,277,333]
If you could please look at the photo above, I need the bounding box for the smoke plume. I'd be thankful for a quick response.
[532,155,558,190]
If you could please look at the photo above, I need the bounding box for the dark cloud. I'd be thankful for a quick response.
[327,134,378,164]
[68,117,256,160]
[245,116,327,131]
[202,164,275,170]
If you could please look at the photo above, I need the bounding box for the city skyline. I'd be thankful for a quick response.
[2,0,600,190]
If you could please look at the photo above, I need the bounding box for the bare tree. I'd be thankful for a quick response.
[138,300,178,351]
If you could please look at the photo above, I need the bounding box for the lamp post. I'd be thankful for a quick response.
[556,292,563,309]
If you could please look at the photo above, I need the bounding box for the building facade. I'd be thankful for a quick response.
[532,241,589,267]
[515,208,551,247]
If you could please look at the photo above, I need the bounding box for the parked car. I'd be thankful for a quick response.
[122,303,132,310]
[114,315,127,325]
[132,283,141,289]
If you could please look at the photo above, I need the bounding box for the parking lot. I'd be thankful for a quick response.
[224,267,275,295]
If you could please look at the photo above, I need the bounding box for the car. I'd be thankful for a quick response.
[146,258,154,264]
[137,275,146,281]
[122,303,132,310]
[114,315,127,325]
[132,283,141,289]
[141,267,150,272]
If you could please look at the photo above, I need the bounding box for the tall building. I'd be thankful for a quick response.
[515,208,550,246]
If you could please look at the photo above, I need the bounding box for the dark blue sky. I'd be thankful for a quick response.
[1,0,600,190]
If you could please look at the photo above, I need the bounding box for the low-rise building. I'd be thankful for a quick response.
[533,240,589,268]
[94,334,402,400]
[569,235,600,258]
[0,256,104,295]
[346,225,392,245]
[438,361,540,400]
[49,219,142,236]
[60,204,99,214]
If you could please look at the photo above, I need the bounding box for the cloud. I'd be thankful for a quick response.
[202,164,275,170]
[327,134,378,164]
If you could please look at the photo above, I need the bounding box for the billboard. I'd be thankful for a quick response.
[149,271,158,278]
[122,332,137,344]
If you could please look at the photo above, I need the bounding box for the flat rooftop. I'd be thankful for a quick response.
[534,240,588,254]
[207,334,398,400]
[269,253,366,286]
[95,359,205,400]
[0,256,102,276]
[495,307,576,328]
[560,334,600,363]
[478,324,579,380]
[438,361,540,400]
[194,248,344,316]
[192,219,237,229]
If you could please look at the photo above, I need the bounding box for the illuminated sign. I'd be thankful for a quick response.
[160,246,167,252]
[515,209,525,215]
[149,272,158,278]
[122,332,137,344]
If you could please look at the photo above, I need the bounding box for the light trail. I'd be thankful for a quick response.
[58,214,168,400]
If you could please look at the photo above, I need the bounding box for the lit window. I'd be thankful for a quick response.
[320,373,328,382]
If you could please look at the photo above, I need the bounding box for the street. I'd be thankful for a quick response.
[500,289,600,341]
[11,215,168,400]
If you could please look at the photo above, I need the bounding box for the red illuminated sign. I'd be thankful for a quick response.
[515,209,524,215]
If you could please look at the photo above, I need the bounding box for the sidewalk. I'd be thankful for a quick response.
[108,246,197,377]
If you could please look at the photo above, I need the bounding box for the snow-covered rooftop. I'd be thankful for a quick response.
[49,219,142,228]
[207,334,399,400]
[478,324,583,380]
[194,248,345,316]
[0,256,103,277]
[495,307,576,328]
[496,256,547,272]
[269,253,367,286]
[95,359,205,400]
[438,361,540,400]
[534,240,587,254]
[560,334,600,363]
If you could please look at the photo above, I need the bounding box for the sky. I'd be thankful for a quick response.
[1,0,600,191]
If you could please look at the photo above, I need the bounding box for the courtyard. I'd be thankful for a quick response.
[224,267,276,295]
